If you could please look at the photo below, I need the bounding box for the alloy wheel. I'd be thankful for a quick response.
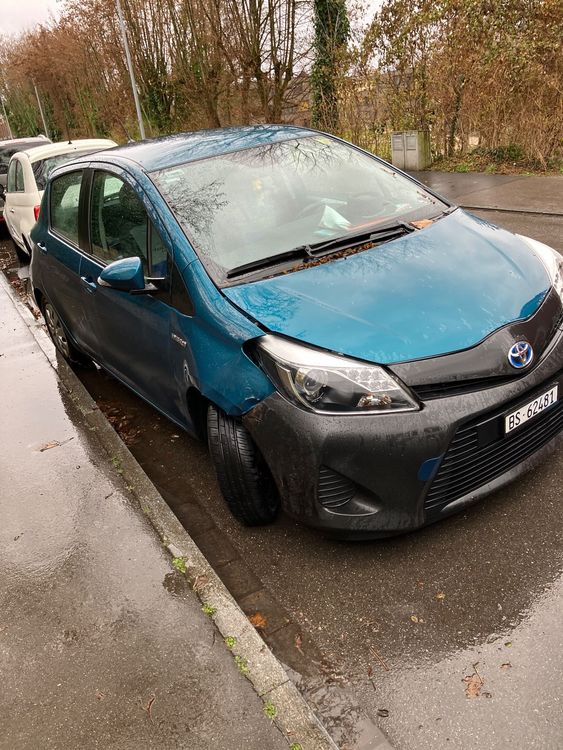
[44,302,71,359]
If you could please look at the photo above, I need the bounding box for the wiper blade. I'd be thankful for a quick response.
[227,245,314,279]
[306,220,415,257]
[226,220,415,280]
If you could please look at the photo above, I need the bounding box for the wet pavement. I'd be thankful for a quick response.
[0,275,288,749]
[1,170,562,750]
[73,362,563,750]
[410,171,563,215]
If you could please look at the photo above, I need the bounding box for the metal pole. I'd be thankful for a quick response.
[0,94,13,139]
[116,0,146,140]
[32,80,50,139]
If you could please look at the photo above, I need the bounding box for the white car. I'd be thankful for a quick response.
[3,139,117,258]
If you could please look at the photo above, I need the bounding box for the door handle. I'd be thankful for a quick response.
[80,275,97,293]
[36,242,47,254]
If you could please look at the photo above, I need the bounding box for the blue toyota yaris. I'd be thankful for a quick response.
[30,126,563,538]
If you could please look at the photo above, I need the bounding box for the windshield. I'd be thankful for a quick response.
[152,135,447,284]
[32,150,99,191]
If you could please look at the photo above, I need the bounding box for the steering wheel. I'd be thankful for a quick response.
[349,192,396,217]
[295,199,327,219]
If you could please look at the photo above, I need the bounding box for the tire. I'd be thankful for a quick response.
[207,404,280,526]
[14,241,30,265]
[42,298,93,368]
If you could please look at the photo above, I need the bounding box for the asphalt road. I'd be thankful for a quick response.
[1,202,562,750]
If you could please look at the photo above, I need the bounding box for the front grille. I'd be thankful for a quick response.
[425,381,563,514]
[413,312,563,401]
[414,375,519,400]
[318,466,356,509]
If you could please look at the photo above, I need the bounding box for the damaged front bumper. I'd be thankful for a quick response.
[243,327,563,538]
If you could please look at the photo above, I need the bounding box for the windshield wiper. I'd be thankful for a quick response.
[227,245,315,279]
[304,219,415,257]
[226,220,415,280]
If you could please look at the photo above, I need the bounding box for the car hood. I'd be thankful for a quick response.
[223,210,551,365]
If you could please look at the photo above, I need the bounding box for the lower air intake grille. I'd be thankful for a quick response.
[318,467,356,509]
[426,389,563,515]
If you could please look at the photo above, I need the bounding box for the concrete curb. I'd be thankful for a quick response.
[461,204,563,218]
[0,272,341,750]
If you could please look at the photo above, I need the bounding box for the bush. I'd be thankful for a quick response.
[488,144,525,163]
[473,143,525,163]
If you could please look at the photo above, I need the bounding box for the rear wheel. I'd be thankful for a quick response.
[42,299,93,367]
[207,404,280,526]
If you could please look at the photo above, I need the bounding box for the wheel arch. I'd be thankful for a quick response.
[33,286,44,311]
[186,386,210,442]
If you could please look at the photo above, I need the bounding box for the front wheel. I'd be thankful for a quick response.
[207,404,280,526]
[42,299,93,368]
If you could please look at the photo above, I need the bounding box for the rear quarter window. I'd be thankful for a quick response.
[6,160,17,191]
[50,171,83,246]
[14,160,25,192]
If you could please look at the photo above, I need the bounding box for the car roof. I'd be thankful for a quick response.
[68,125,316,173]
[14,139,117,163]
[0,136,50,149]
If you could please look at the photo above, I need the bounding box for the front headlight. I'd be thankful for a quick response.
[254,335,419,414]
[519,235,563,300]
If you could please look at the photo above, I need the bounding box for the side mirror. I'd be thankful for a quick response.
[98,256,146,292]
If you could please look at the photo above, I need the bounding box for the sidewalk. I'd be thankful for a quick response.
[409,171,563,215]
[0,281,290,749]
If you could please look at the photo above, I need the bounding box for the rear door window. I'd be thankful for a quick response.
[50,171,83,245]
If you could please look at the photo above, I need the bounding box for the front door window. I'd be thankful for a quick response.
[90,172,149,269]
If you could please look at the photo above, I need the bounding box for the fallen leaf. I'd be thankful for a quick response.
[295,634,304,654]
[95,690,105,700]
[38,437,74,452]
[410,615,424,623]
[377,708,389,718]
[500,662,512,670]
[38,440,60,452]
[249,612,267,629]
[367,665,373,678]
[142,694,156,721]
[436,592,446,601]
[463,673,483,698]
[411,219,434,229]
[504,641,513,648]
[192,574,209,592]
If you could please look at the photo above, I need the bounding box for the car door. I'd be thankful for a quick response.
[80,168,177,417]
[4,157,26,244]
[39,168,93,351]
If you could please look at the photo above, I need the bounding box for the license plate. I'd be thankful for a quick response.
[505,385,558,434]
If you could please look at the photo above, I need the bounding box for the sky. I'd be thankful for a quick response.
[1,0,61,36]
[1,0,381,37]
